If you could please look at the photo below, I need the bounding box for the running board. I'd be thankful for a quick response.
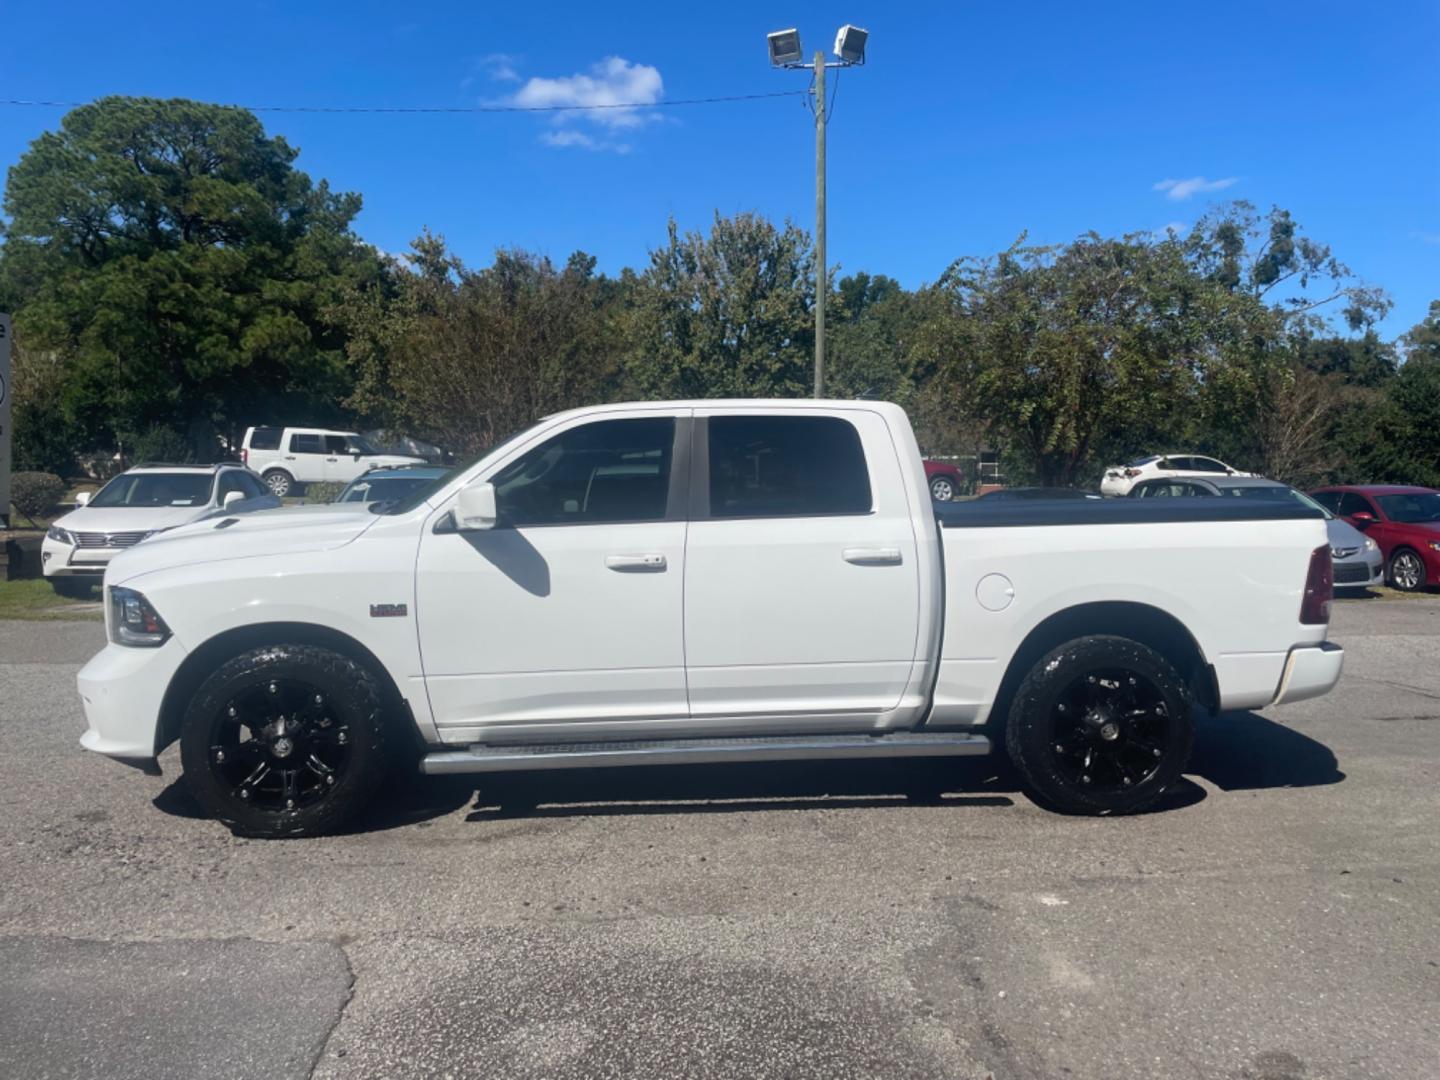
[419,731,992,775]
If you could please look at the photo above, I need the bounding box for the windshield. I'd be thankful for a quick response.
[1126,455,1160,467]
[347,435,382,455]
[341,473,445,503]
[1376,492,1440,523]
[89,472,214,508]
[382,427,532,515]
[1216,484,1331,516]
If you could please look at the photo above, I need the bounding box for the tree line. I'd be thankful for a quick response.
[2,97,1437,490]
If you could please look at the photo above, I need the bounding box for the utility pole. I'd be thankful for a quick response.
[813,51,826,398]
[767,25,867,401]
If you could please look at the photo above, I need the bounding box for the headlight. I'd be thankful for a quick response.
[46,524,75,545]
[1365,537,1378,552]
[107,587,171,647]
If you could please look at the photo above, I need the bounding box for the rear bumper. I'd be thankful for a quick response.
[1272,642,1345,706]
[77,638,189,764]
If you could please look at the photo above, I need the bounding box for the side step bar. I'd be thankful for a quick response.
[419,731,992,775]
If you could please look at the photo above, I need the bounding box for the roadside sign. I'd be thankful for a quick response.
[0,314,10,528]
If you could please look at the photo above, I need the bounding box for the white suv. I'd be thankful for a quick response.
[1100,453,1251,496]
[42,463,277,596]
[241,427,425,496]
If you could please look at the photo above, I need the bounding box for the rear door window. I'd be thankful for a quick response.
[706,415,871,518]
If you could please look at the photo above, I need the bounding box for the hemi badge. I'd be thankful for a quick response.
[369,603,408,618]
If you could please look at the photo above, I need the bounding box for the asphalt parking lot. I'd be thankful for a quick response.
[1,600,1437,1080]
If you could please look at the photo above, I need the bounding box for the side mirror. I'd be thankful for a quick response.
[223,490,245,510]
[1350,511,1376,526]
[454,482,498,531]
[353,452,362,461]
[75,491,91,507]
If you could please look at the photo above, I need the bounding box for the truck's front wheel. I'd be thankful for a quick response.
[179,644,392,838]
[1006,635,1193,815]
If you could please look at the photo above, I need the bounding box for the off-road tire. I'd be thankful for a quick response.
[1006,634,1194,815]
[180,644,391,838]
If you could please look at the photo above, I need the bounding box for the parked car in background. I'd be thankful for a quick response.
[241,426,426,497]
[973,487,1103,501]
[923,459,965,501]
[1310,485,1440,592]
[336,465,452,506]
[360,430,450,465]
[1131,477,1383,589]
[42,463,278,597]
[1101,453,1250,496]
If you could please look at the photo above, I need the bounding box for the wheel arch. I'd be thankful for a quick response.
[989,601,1217,727]
[156,622,416,756]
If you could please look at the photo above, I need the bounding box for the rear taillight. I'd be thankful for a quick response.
[1300,544,1333,625]
[241,448,248,464]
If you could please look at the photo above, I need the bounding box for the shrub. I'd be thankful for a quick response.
[9,472,67,521]
[303,482,344,504]
[125,423,194,465]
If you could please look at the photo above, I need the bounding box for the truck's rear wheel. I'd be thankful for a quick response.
[1006,635,1193,815]
[262,469,294,497]
[179,644,391,838]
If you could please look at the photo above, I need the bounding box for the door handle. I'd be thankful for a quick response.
[843,547,902,566]
[605,553,667,572]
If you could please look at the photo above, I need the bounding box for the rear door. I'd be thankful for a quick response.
[682,407,921,723]
[286,433,327,483]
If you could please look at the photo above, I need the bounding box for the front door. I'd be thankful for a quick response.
[416,412,690,743]
[682,408,921,724]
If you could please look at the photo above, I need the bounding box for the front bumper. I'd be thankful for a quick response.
[77,637,189,766]
[1333,553,1383,588]
[42,536,116,577]
[1272,642,1345,706]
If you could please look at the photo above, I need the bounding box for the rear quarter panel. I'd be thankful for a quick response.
[935,517,1329,723]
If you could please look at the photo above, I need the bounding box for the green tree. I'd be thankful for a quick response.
[0,96,382,456]
[624,213,814,398]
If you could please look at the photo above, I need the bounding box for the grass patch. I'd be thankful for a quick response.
[0,578,105,621]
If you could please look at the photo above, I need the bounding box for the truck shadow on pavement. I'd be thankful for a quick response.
[150,710,1344,833]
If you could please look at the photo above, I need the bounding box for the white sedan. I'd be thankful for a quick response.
[1101,453,1251,497]
[42,463,277,596]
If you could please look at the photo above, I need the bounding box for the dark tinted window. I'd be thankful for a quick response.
[1337,492,1376,518]
[217,471,249,501]
[325,435,351,454]
[248,427,282,451]
[1191,457,1228,473]
[708,415,871,518]
[492,418,674,526]
[1376,492,1440,523]
[290,433,324,454]
[1311,491,1342,514]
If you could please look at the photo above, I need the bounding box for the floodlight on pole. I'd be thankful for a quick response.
[766,25,869,398]
[767,28,804,67]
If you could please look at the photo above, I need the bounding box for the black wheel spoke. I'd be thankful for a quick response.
[209,676,350,814]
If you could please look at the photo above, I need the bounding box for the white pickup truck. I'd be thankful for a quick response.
[76,401,1344,837]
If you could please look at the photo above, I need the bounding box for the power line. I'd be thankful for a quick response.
[0,91,806,115]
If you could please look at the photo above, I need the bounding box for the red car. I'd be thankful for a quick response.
[1310,485,1440,592]
[923,459,965,501]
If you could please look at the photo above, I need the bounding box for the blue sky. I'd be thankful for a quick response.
[2,1,1436,339]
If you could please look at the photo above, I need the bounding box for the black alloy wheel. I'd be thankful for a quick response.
[181,644,391,837]
[1007,635,1194,814]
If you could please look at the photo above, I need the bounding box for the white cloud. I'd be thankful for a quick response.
[1153,176,1238,201]
[481,53,522,83]
[1160,221,1189,237]
[512,56,663,130]
[1412,231,1440,245]
[539,129,632,154]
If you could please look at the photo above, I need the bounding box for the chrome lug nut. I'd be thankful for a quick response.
[268,681,278,694]
[215,749,225,763]
[314,694,323,705]
[240,789,250,800]
[1081,775,1092,784]
[337,731,348,745]
[286,798,295,809]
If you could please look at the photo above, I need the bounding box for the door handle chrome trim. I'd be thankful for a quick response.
[842,547,902,565]
[605,553,667,572]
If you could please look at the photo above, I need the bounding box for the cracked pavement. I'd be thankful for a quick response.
[0,598,1437,1079]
